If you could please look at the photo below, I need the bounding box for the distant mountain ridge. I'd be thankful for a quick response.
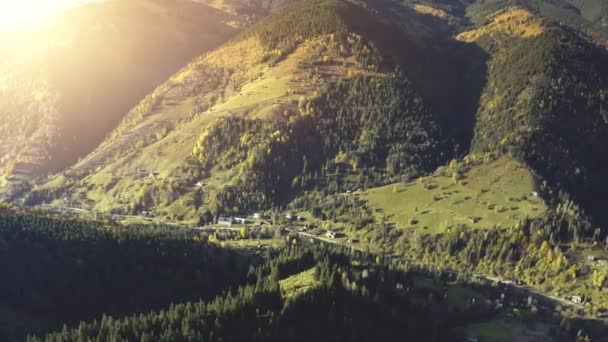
[465,0,608,42]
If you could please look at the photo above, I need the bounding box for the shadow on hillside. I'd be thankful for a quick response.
[344,0,489,154]
[0,231,253,340]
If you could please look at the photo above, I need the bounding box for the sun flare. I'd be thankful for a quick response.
[0,0,91,30]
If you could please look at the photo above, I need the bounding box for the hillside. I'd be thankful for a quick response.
[463,0,608,43]
[2,207,604,341]
[459,7,608,223]
[0,0,249,199]
[4,1,608,339]
[29,0,472,222]
[361,155,547,234]
[24,0,607,228]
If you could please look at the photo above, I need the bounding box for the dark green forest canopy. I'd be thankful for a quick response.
[22,241,491,342]
[0,210,250,340]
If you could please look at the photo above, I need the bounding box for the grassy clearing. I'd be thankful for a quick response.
[361,155,547,233]
[279,267,320,301]
[468,320,511,341]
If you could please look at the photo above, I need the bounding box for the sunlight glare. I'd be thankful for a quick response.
[0,0,89,31]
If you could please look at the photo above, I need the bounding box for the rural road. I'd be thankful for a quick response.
[285,227,586,311]
[37,204,586,311]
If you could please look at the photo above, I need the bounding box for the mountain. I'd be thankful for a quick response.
[459,7,608,222]
[26,0,483,220]
[26,0,608,228]
[0,0,250,198]
[4,0,608,339]
[464,0,608,43]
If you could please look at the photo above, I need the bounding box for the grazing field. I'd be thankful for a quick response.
[361,156,547,233]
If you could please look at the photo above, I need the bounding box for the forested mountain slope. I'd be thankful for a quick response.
[0,0,249,198]
[0,205,250,340]
[459,7,608,223]
[27,0,608,228]
[462,0,608,43]
[29,0,470,221]
[4,1,608,339]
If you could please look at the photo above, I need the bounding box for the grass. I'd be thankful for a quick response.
[468,320,511,341]
[279,267,320,301]
[361,155,547,234]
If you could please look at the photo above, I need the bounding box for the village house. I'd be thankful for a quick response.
[326,230,337,239]
[218,217,233,226]
[571,295,582,304]
[234,217,246,225]
[285,212,294,220]
[253,213,262,219]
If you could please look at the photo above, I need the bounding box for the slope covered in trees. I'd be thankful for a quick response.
[14,240,521,341]
[463,0,608,43]
[17,231,606,341]
[22,0,608,230]
[20,0,608,227]
[460,7,608,223]
[0,206,249,340]
[27,0,462,222]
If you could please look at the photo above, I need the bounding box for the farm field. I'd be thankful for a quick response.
[361,156,547,233]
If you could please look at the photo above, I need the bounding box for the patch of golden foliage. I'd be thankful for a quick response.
[456,8,545,42]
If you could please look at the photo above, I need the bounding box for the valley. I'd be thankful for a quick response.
[2,0,608,340]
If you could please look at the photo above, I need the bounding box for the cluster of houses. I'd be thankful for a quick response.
[134,168,161,180]
[217,216,247,226]
[587,255,607,267]
[285,212,305,221]
[213,212,275,227]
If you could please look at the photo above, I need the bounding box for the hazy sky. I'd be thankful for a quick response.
[0,0,103,30]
